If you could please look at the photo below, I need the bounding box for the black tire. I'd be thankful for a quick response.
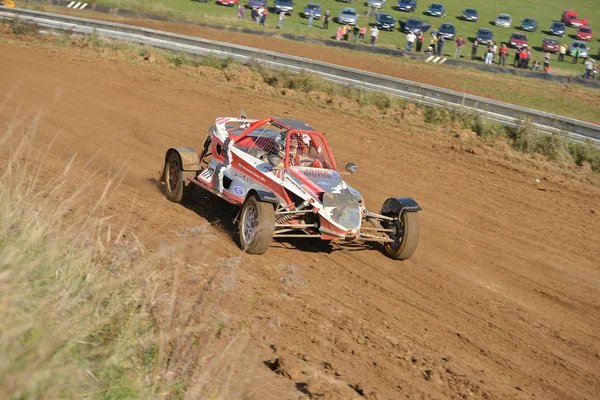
[238,195,275,255]
[164,151,193,203]
[383,211,420,260]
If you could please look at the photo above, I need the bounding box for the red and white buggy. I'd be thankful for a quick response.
[160,115,421,259]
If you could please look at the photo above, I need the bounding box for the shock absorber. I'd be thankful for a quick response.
[275,200,310,225]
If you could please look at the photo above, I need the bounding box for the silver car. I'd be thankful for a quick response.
[569,40,589,58]
[495,13,512,28]
[337,7,359,25]
[367,0,386,9]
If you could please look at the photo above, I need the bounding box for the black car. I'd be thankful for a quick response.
[438,22,456,40]
[549,21,565,37]
[461,8,478,22]
[376,13,396,31]
[476,28,494,45]
[404,17,424,34]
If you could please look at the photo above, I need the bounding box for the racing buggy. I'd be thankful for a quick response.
[160,115,421,259]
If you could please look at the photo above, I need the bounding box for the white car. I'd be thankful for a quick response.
[337,7,359,25]
[495,13,512,28]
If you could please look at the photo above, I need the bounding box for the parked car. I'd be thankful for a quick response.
[476,28,494,45]
[561,10,588,28]
[541,37,559,53]
[549,21,565,37]
[274,0,294,14]
[403,17,424,34]
[216,0,239,6]
[337,7,359,25]
[376,13,396,31]
[520,18,537,32]
[576,26,593,41]
[396,0,417,12]
[495,14,512,28]
[438,23,456,40]
[426,3,445,17]
[247,0,267,8]
[303,3,321,19]
[161,115,422,259]
[509,32,527,48]
[461,8,478,22]
[368,0,386,9]
[569,40,589,58]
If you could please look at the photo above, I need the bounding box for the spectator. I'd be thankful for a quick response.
[558,43,566,62]
[256,7,263,24]
[277,11,285,29]
[513,44,521,67]
[336,25,343,40]
[416,31,424,52]
[370,25,379,46]
[543,52,551,71]
[471,39,478,60]
[359,25,367,42]
[425,45,434,55]
[532,60,541,71]
[406,30,416,51]
[352,24,360,42]
[584,58,594,79]
[492,42,498,63]
[544,65,552,74]
[430,32,437,48]
[323,10,330,30]
[436,34,445,56]
[238,3,244,20]
[571,46,580,64]
[342,24,349,41]
[251,7,258,23]
[484,44,494,64]
[593,62,599,80]
[259,8,267,26]
[499,43,508,66]
[431,26,438,36]
[524,46,531,69]
[308,9,314,27]
[453,35,465,58]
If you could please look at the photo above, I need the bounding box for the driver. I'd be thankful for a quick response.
[291,134,323,168]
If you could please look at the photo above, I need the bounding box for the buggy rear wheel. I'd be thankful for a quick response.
[164,151,193,203]
[383,211,420,260]
[239,195,275,255]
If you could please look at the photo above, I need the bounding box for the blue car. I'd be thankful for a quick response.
[426,3,445,17]
[247,0,267,8]
[549,21,565,37]
[397,0,417,12]
[303,3,321,19]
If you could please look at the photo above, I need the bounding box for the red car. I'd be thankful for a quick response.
[509,32,528,48]
[561,10,588,28]
[576,26,593,41]
[541,37,559,53]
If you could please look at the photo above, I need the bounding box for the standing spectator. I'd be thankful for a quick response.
[251,7,258,24]
[543,52,551,70]
[277,10,285,29]
[370,25,379,46]
[308,9,314,27]
[518,47,528,68]
[323,10,330,30]
[336,25,343,40]
[257,7,264,24]
[558,43,566,62]
[454,35,465,58]
[259,8,267,26]
[571,46,580,64]
[593,62,599,80]
[492,41,498,63]
[471,39,479,60]
[416,31,424,52]
[513,44,521,67]
[352,24,360,42]
[406,30,416,51]
[484,44,494,64]
[359,25,367,42]
[342,24,349,41]
[430,32,437,48]
[499,43,508,66]
[436,34,445,56]
[431,26,437,36]
[583,58,594,79]
[524,46,531,69]
[238,3,244,20]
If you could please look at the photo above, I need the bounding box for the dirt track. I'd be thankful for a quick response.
[2,37,600,399]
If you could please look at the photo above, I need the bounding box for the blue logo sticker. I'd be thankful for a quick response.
[232,186,245,196]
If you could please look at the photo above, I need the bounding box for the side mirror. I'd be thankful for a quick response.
[345,162,358,174]
[267,154,284,169]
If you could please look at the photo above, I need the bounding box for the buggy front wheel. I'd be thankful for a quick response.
[383,211,420,260]
[238,195,275,255]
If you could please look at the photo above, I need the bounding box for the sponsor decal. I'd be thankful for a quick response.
[232,186,245,196]
[200,167,215,181]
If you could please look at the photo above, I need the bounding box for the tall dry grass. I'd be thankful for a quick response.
[0,106,247,399]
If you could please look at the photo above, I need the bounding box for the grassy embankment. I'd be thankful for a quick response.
[3,19,599,174]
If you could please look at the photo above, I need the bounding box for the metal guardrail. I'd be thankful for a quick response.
[2,6,599,144]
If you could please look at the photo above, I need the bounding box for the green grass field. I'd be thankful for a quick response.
[95,0,600,75]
